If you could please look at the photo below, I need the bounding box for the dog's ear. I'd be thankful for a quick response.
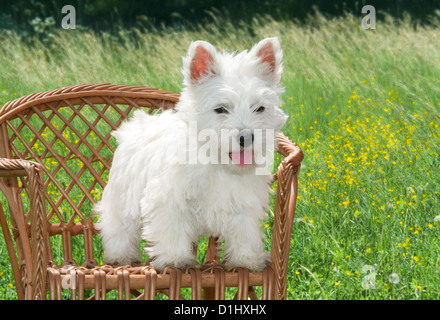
[250,37,283,83]
[183,41,218,85]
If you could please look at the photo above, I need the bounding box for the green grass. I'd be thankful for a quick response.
[1,12,440,299]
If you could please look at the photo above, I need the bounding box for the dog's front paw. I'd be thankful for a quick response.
[150,256,198,272]
[103,254,142,267]
[226,251,272,272]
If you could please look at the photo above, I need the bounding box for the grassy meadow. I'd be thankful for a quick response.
[1,13,440,299]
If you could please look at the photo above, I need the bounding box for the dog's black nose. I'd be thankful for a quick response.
[239,131,254,148]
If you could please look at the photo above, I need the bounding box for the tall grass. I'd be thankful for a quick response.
[1,12,440,299]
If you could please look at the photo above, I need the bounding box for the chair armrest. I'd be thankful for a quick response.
[0,158,49,300]
[271,133,303,299]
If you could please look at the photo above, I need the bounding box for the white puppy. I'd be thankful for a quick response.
[94,38,288,271]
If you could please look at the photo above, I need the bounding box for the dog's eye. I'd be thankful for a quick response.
[255,106,265,113]
[214,106,229,114]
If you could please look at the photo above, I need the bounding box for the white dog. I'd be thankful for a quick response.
[94,37,288,271]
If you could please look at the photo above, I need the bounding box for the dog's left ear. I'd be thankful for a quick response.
[182,40,218,86]
[250,37,283,83]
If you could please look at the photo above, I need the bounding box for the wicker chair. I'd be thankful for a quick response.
[0,84,303,300]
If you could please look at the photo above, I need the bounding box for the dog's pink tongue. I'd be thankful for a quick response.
[230,150,253,167]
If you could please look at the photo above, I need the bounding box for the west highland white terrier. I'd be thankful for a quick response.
[94,37,288,271]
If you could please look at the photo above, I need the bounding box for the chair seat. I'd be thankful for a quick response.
[46,262,275,300]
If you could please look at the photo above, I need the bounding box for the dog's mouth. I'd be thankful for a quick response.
[229,150,253,167]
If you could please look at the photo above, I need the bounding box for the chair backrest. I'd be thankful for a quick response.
[0,84,179,268]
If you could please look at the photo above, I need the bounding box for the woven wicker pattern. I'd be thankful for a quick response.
[0,84,303,300]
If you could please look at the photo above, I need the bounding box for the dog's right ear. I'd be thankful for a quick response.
[182,41,218,85]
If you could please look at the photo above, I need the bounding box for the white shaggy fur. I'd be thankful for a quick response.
[94,38,288,271]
